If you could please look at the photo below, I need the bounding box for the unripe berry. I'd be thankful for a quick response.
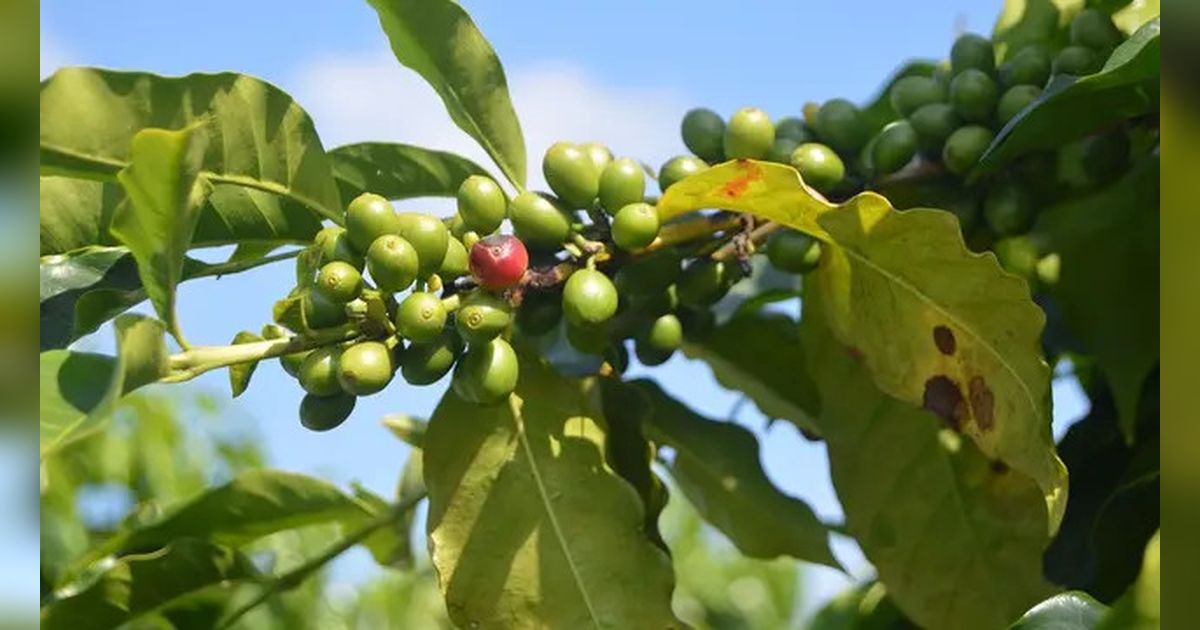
[336,341,395,396]
[315,261,363,304]
[790,143,845,193]
[396,292,448,343]
[611,202,660,251]
[658,156,708,193]
[455,292,512,344]
[345,193,401,252]
[562,268,619,327]
[681,108,726,163]
[544,141,600,209]
[950,33,995,76]
[299,393,355,432]
[724,107,775,160]
[452,338,519,405]
[456,175,507,234]
[469,234,529,290]
[509,191,573,249]
[397,212,450,278]
[598,158,646,214]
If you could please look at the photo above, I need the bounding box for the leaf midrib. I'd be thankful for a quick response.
[509,395,601,629]
[41,142,341,223]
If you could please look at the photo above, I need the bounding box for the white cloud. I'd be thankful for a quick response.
[292,53,688,196]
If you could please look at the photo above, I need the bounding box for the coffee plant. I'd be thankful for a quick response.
[39,0,1160,628]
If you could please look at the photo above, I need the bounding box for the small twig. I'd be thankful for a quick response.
[711,221,783,262]
[162,323,362,383]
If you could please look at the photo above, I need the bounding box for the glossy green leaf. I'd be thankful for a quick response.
[1112,0,1159,34]
[1010,592,1108,629]
[1039,157,1158,440]
[40,246,289,350]
[682,311,820,435]
[330,142,489,202]
[365,0,527,189]
[382,414,428,448]
[659,160,1067,532]
[40,176,320,257]
[799,290,1054,630]
[352,481,419,570]
[423,351,680,629]
[40,67,343,222]
[111,126,211,343]
[228,331,263,397]
[973,18,1160,179]
[1097,531,1159,630]
[624,378,837,567]
[63,470,378,584]
[41,539,258,630]
[40,314,168,460]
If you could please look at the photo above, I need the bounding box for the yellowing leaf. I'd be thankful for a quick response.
[659,160,1066,532]
[424,350,681,629]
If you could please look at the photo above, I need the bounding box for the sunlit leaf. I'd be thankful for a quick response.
[659,159,1066,532]
[40,67,343,222]
[365,0,527,189]
[1010,591,1108,630]
[228,331,263,397]
[800,288,1053,629]
[424,350,680,629]
[111,126,212,343]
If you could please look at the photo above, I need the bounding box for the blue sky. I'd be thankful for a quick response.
[38,0,1091,622]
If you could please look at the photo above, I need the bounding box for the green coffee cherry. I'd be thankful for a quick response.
[890,76,946,118]
[766,230,821,273]
[515,291,562,336]
[299,393,355,432]
[611,202,660,251]
[543,141,600,208]
[438,237,470,280]
[366,234,419,293]
[396,292,447,343]
[983,182,1037,237]
[452,337,519,405]
[993,236,1040,281]
[315,261,363,304]
[634,339,674,367]
[949,69,998,123]
[1000,46,1051,88]
[304,290,347,330]
[598,158,646,214]
[345,193,401,252]
[766,138,801,164]
[397,212,449,278]
[909,103,961,153]
[723,107,775,160]
[509,191,573,249]
[580,142,613,173]
[658,156,708,192]
[563,268,619,327]
[566,321,610,355]
[456,175,507,234]
[336,341,394,396]
[1070,9,1123,51]
[455,291,512,344]
[872,121,918,175]
[677,259,737,306]
[1079,130,1130,183]
[942,125,995,176]
[774,117,811,143]
[400,328,463,385]
[314,226,365,270]
[996,85,1041,125]
[298,346,343,396]
[950,33,995,76]
[790,143,845,193]
[813,99,866,154]
[1053,46,1102,76]
[642,313,683,351]
[681,108,726,163]
[614,248,682,295]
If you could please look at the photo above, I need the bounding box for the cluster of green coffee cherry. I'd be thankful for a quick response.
[672,8,1134,281]
[266,135,825,432]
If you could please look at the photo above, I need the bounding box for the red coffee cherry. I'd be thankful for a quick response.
[469,234,529,291]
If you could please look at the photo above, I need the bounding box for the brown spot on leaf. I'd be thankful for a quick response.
[990,460,1009,474]
[968,376,995,431]
[720,160,763,198]
[845,346,866,363]
[933,325,956,355]
[923,375,966,430]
